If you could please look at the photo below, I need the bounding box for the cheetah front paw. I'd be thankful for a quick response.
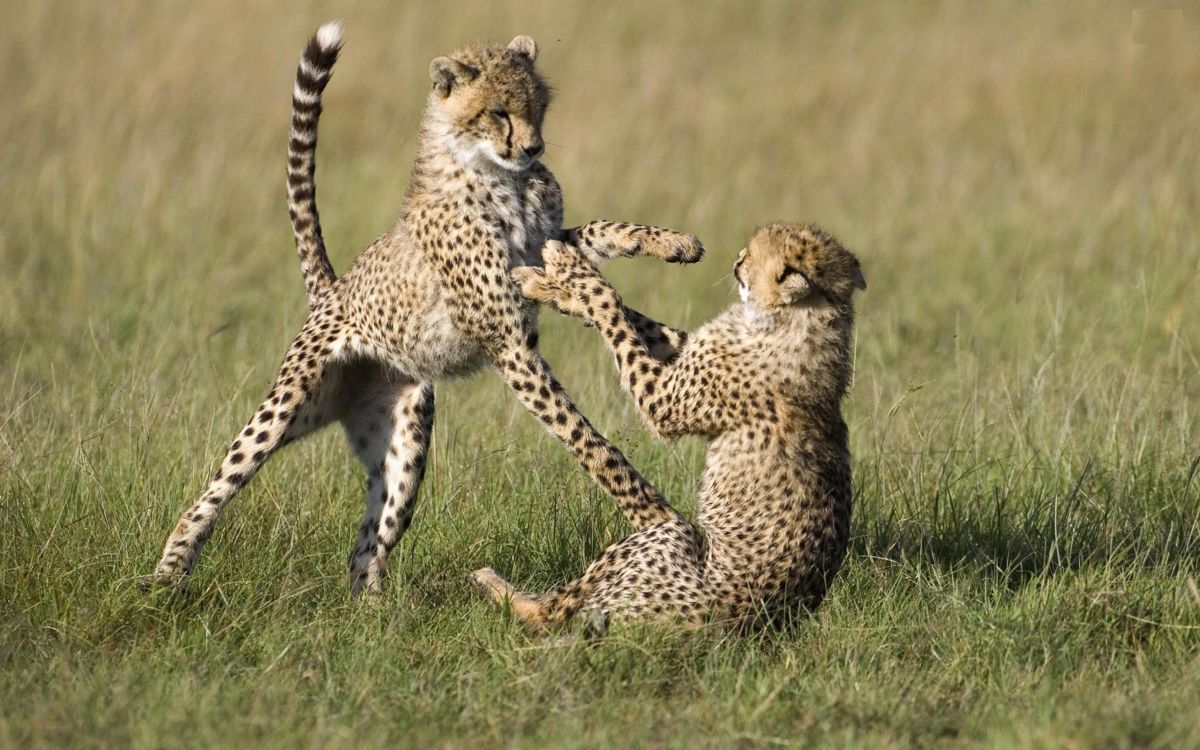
[640,230,705,264]
[511,265,588,319]
[512,266,555,303]
[140,541,201,591]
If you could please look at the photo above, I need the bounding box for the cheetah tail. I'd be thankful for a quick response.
[287,21,343,309]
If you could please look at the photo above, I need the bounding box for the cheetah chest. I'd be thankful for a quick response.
[485,175,547,267]
[392,174,548,380]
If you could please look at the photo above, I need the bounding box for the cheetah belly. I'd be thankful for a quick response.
[401,296,488,380]
[365,181,548,380]
[698,439,806,588]
[348,247,488,381]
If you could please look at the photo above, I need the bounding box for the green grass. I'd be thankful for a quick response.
[3,1,1199,747]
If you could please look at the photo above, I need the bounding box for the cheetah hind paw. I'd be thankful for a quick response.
[541,609,609,647]
[579,607,610,639]
[470,567,515,605]
[136,571,188,593]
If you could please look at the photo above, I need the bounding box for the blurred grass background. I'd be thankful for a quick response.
[2,1,1199,747]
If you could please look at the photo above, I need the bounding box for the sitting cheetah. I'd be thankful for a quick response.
[144,22,703,595]
[472,224,866,629]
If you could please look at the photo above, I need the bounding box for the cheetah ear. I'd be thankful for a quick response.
[779,271,812,304]
[429,56,478,97]
[851,264,867,291]
[507,35,538,61]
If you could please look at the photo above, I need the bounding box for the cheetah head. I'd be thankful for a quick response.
[427,35,550,173]
[733,224,866,309]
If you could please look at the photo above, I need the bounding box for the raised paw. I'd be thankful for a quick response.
[511,255,591,320]
[541,239,602,280]
[641,230,705,264]
[511,266,558,304]
[569,221,704,264]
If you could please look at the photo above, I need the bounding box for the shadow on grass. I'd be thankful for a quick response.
[853,455,1200,590]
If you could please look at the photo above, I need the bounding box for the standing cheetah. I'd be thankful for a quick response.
[144,22,703,595]
[472,224,866,629]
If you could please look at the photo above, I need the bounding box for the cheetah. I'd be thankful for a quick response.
[143,22,704,595]
[472,224,866,630]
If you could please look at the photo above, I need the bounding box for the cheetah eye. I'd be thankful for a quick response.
[489,106,509,119]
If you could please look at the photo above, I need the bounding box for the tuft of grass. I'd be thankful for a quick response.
[2,1,1199,747]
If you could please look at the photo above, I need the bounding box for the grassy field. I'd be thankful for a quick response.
[3,1,1199,747]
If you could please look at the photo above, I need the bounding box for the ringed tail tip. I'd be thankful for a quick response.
[315,21,344,51]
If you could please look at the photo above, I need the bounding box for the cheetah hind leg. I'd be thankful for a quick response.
[470,568,608,637]
[141,311,349,590]
[341,370,435,598]
[470,568,549,626]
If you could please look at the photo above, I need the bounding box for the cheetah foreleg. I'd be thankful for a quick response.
[513,261,689,362]
[492,344,682,530]
[565,221,704,265]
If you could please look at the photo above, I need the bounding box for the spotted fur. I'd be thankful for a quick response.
[288,21,342,309]
[474,225,865,629]
[144,24,704,596]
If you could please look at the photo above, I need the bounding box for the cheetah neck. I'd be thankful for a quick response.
[731,302,853,401]
[406,107,541,267]
[738,301,846,337]
[411,106,529,194]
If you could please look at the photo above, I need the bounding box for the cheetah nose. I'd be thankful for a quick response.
[523,141,544,159]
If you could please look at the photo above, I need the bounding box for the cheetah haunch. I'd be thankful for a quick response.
[473,225,865,629]
[144,22,703,596]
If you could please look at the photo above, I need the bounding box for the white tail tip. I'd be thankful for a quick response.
[315,21,343,50]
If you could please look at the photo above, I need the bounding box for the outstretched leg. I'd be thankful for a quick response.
[565,221,704,265]
[514,242,737,440]
[470,568,554,625]
[340,368,435,596]
[429,226,682,533]
[623,306,689,363]
[492,343,682,532]
[470,568,608,635]
[144,310,352,588]
[472,516,709,629]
